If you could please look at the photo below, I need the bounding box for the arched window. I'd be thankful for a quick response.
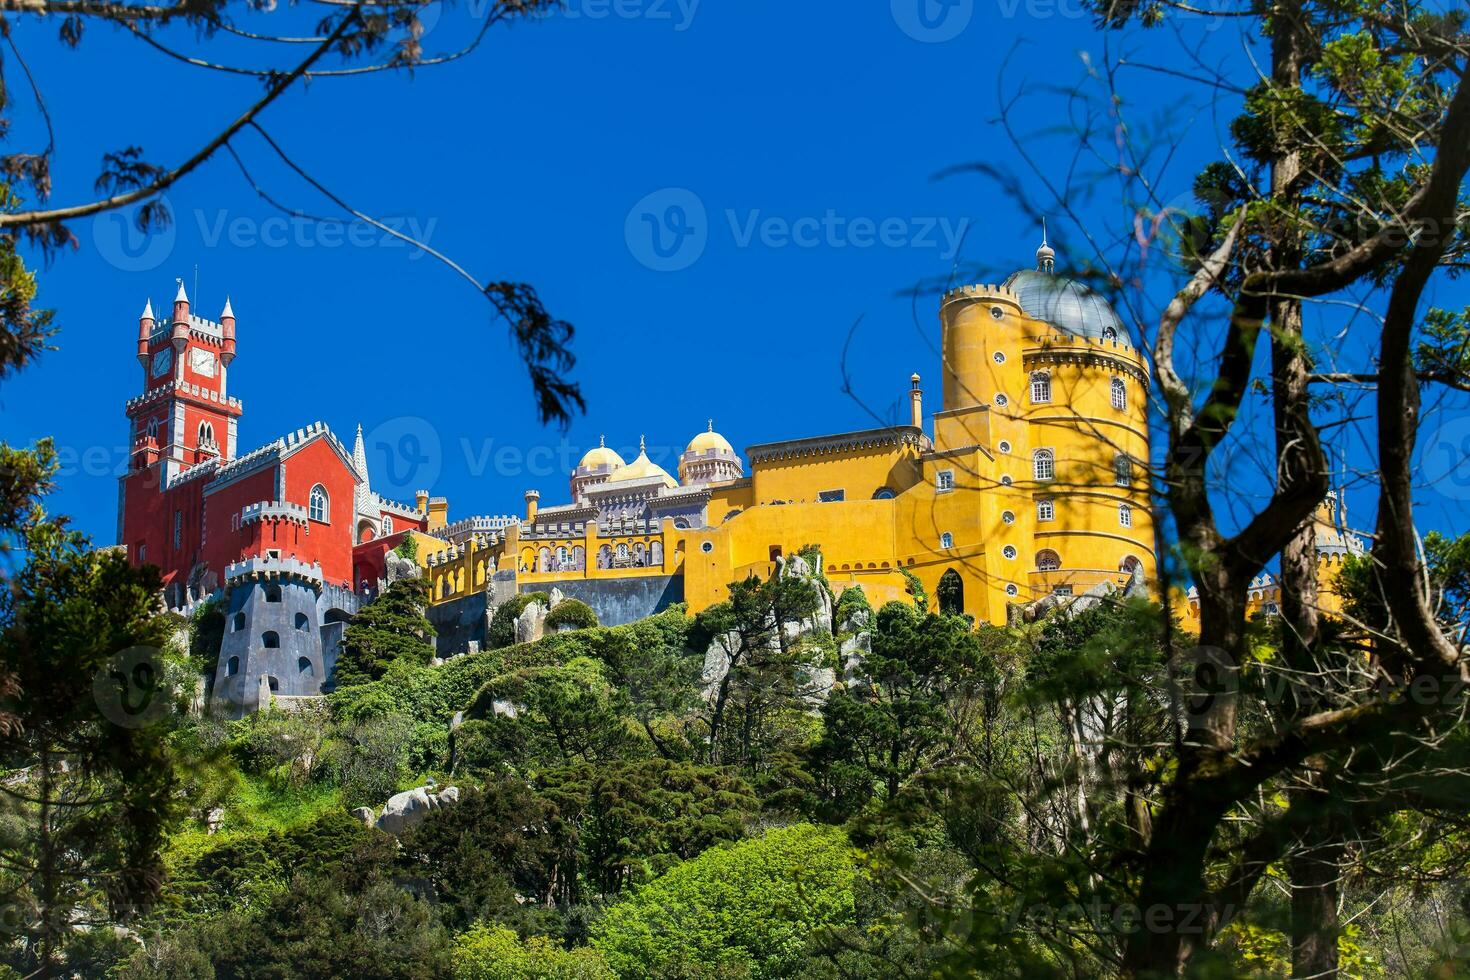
[938,569,964,616]
[1111,377,1127,411]
[381,515,394,535]
[226,656,240,676]
[1119,503,1133,528]
[1037,498,1055,522]
[1102,325,1118,341]
[674,518,692,530]
[309,484,329,523]
[872,487,896,500]
[146,418,160,440]
[598,545,612,569]
[940,532,954,549]
[294,612,310,631]
[298,657,314,676]
[1114,455,1132,487]
[263,584,282,603]
[1036,549,1062,572]
[261,631,280,649]
[232,611,246,632]
[1030,372,1051,404]
[1032,449,1055,482]
[1120,555,1143,577]
[650,541,664,566]
[198,421,215,448]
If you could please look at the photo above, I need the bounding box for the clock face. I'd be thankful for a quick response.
[151,347,172,377]
[189,347,216,377]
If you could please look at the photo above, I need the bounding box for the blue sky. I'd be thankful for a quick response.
[1,0,1465,550]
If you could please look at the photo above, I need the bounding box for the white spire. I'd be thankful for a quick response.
[174,278,188,303]
[141,299,154,320]
[221,295,234,319]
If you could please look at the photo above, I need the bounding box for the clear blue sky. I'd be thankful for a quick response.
[1,0,1465,549]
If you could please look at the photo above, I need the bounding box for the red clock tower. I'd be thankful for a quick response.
[118,281,244,593]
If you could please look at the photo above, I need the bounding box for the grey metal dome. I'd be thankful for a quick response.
[1002,269,1129,341]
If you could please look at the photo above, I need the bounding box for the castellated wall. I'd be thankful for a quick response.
[426,571,684,657]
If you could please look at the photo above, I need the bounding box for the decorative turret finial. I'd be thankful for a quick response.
[600,434,605,447]
[1036,218,1056,273]
[221,296,234,320]
[639,434,647,453]
[141,299,155,321]
[707,419,714,432]
[174,278,188,304]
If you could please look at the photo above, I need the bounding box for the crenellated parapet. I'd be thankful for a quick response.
[240,500,310,528]
[225,555,324,588]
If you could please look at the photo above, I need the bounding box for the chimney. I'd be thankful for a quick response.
[525,489,541,523]
[909,373,923,430]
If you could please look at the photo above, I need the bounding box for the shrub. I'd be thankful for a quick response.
[593,823,859,979]
[489,592,551,649]
[454,925,613,980]
[834,586,871,633]
[546,599,598,632]
[394,534,419,561]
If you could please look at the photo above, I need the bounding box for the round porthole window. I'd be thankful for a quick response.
[1001,510,1016,524]
[1000,475,1013,486]
[993,351,1006,364]
[1002,545,1017,560]
[990,306,1004,320]
[1005,584,1019,597]
[994,393,1008,407]
[700,541,714,554]
[998,440,1012,454]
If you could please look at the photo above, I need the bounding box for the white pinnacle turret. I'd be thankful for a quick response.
[221,296,234,319]
[352,424,372,517]
[174,279,188,303]
[141,299,154,320]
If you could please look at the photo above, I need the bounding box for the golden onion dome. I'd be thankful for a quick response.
[577,436,626,472]
[605,437,677,488]
[685,420,734,456]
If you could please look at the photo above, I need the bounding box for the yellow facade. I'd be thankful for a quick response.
[421,246,1164,626]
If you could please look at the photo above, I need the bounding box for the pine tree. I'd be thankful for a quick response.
[334,578,436,687]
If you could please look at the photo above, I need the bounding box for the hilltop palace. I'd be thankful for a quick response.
[118,241,1360,714]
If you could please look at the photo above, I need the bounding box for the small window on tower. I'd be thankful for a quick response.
[173,511,182,549]
[309,485,329,523]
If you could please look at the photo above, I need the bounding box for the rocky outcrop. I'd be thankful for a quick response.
[385,550,421,584]
[349,806,376,828]
[373,783,461,835]
[514,599,549,645]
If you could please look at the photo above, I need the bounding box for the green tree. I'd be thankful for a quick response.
[0,487,184,976]
[335,578,436,687]
[453,925,613,980]
[592,823,860,980]
[537,758,757,900]
[460,658,638,774]
[397,779,560,930]
[695,568,822,771]
[809,603,990,817]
